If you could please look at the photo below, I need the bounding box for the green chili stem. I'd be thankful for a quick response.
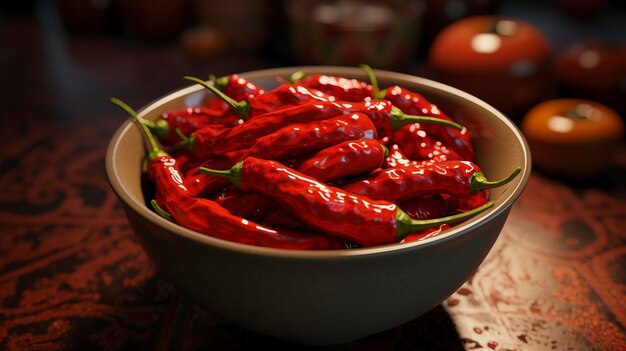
[390,106,464,131]
[289,71,306,84]
[469,167,521,194]
[199,161,244,187]
[110,97,168,159]
[396,201,495,240]
[380,144,389,157]
[151,199,174,222]
[359,64,380,99]
[183,75,250,118]
[213,75,230,90]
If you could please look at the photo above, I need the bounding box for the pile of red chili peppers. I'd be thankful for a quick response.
[112,67,521,250]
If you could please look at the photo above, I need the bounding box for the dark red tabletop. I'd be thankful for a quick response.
[1,5,625,350]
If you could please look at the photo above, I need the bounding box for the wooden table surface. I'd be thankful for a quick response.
[1,6,625,351]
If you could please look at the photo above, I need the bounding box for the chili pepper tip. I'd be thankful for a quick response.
[469,167,522,194]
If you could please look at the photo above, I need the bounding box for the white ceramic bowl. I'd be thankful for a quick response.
[106,66,531,345]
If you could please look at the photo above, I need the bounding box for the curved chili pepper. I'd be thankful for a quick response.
[186,76,331,119]
[384,85,474,160]
[290,71,373,102]
[146,106,241,146]
[246,113,377,161]
[174,99,464,160]
[342,161,521,202]
[110,98,346,250]
[200,157,495,247]
[295,139,386,183]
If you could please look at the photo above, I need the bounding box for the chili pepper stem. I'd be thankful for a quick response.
[213,75,230,90]
[469,167,521,194]
[110,97,168,159]
[396,201,495,240]
[390,106,464,131]
[359,64,383,99]
[200,161,244,187]
[289,71,306,83]
[151,199,174,222]
[183,76,250,118]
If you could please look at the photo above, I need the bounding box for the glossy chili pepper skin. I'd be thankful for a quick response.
[148,156,345,250]
[244,84,333,118]
[234,157,400,247]
[247,113,377,161]
[342,161,485,202]
[295,139,386,183]
[384,85,475,161]
[402,224,451,243]
[222,74,266,101]
[384,143,423,168]
[392,123,463,163]
[191,101,353,159]
[294,74,373,102]
[188,99,458,159]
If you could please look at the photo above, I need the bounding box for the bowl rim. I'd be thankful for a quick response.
[105,66,531,260]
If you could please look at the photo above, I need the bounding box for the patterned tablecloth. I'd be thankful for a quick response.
[1,15,625,351]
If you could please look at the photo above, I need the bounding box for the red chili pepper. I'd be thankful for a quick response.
[290,71,373,102]
[391,122,464,163]
[342,161,521,202]
[384,143,423,168]
[246,113,377,161]
[382,85,475,161]
[215,73,266,101]
[402,224,451,243]
[213,185,275,221]
[447,191,490,213]
[186,76,332,119]
[294,139,386,183]
[175,100,463,160]
[200,157,495,247]
[111,98,346,250]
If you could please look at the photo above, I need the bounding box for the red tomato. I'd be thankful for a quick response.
[520,98,624,178]
[428,16,552,118]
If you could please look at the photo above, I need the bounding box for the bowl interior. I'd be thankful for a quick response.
[106,66,531,256]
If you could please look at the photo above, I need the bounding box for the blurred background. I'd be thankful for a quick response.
[1,0,625,122]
